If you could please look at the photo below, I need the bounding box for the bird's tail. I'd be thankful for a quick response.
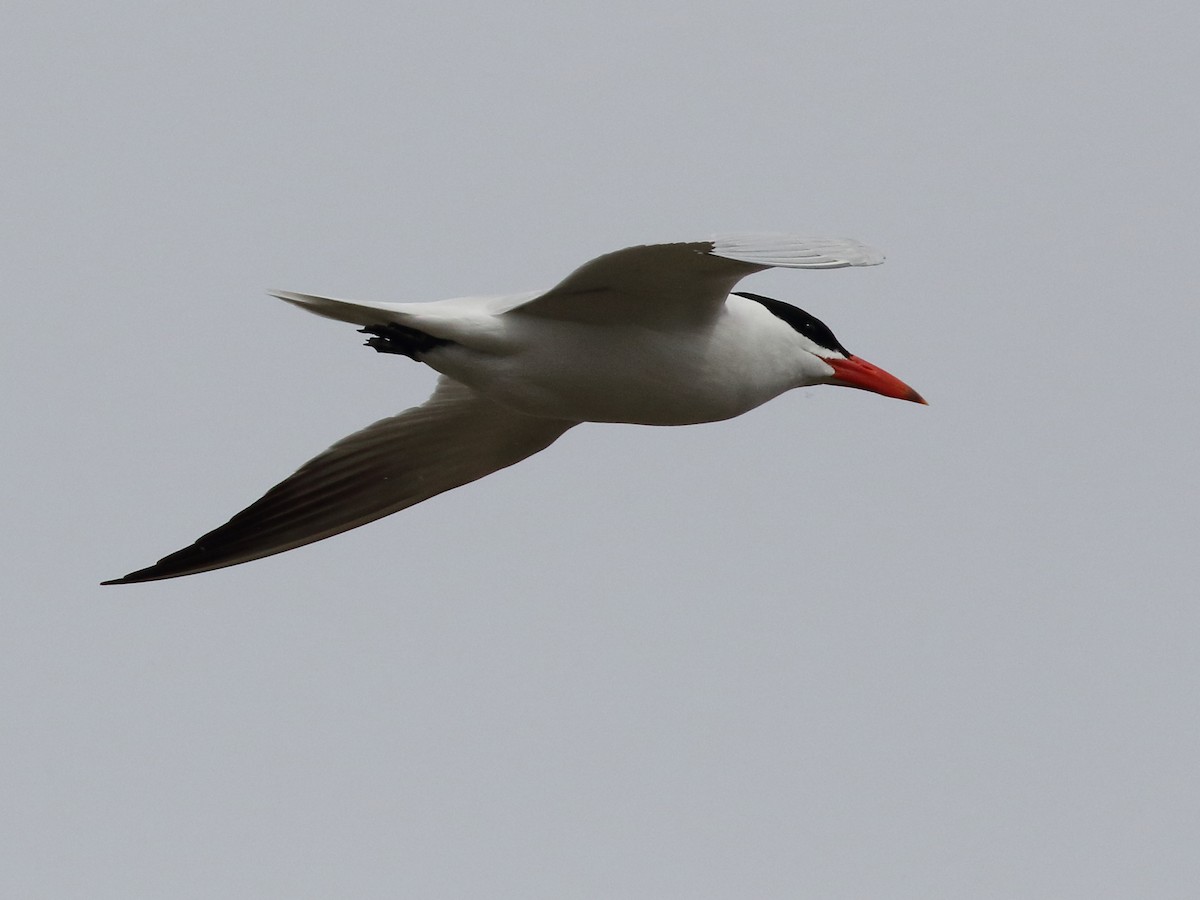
[269,290,417,327]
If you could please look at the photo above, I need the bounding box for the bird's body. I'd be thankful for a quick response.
[405,292,818,425]
[105,234,924,585]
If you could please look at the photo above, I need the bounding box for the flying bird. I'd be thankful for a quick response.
[104,234,924,584]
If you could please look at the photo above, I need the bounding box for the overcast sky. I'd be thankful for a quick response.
[5,1,1199,897]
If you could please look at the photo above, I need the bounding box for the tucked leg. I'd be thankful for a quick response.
[359,322,450,360]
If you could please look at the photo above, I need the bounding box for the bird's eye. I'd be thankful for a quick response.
[733,292,851,357]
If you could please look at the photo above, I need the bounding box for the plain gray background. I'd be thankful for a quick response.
[5,1,1198,896]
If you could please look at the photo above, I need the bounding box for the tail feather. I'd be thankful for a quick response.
[269,290,414,327]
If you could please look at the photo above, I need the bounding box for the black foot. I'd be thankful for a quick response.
[359,322,450,360]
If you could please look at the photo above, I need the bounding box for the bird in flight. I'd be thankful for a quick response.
[104,233,924,584]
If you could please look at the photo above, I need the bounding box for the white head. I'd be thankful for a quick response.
[734,291,926,404]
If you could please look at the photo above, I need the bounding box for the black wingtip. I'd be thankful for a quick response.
[100,568,157,586]
[101,557,200,584]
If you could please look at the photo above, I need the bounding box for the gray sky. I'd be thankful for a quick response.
[5,0,1199,896]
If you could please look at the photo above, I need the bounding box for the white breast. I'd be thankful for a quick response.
[423,295,833,425]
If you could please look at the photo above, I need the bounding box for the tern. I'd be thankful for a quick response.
[104,233,924,584]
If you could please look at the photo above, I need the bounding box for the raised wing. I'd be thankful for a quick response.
[103,378,575,583]
[508,233,883,327]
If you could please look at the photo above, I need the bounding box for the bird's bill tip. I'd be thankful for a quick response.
[825,355,927,405]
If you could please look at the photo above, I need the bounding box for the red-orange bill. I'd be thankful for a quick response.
[825,355,927,405]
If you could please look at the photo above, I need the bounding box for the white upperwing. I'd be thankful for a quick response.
[268,235,883,332]
[506,233,884,327]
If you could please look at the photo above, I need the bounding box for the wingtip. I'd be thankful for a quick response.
[99,552,230,584]
[101,556,195,584]
[100,568,155,586]
[709,233,886,269]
